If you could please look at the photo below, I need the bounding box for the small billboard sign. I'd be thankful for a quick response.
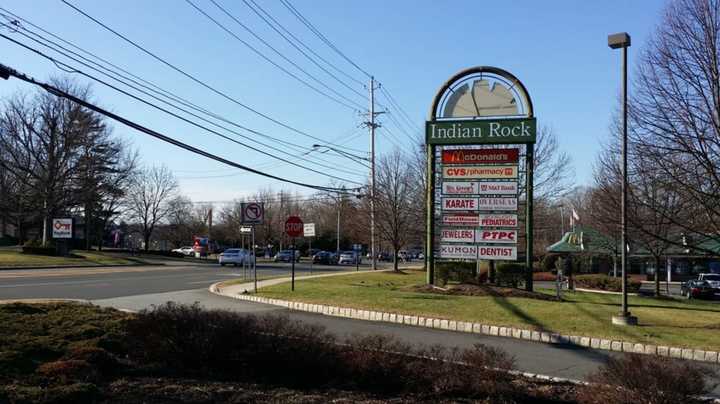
[476,230,517,244]
[441,148,519,164]
[477,246,517,260]
[241,202,264,224]
[478,214,518,228]
[52,218,73,239]
[442,181,517,196]
[442,165,518,180]
[439,244,477,260]
[440,228,475,243]
[442,213,480,226]
[477,197,517,211]
[303,223,316,237]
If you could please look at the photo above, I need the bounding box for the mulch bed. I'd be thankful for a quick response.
[412,284,559,301]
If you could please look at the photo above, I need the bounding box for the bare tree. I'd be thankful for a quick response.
[628,0,720,249]
[125,165,178,251]
[374,149,415,271]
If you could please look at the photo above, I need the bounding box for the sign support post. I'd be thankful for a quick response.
[525,144,535,291]
[426,144,436,284]
[253,226,257,293]
[291,238,296,291]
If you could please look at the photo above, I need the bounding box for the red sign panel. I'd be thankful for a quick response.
[442,213,480,226]
[285,216,304,237]
[442,148,519,165]
[476,230,517,244]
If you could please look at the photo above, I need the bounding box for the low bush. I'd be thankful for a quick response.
[541,254,559,272]
[574,274,641,293]
[21,246,58,256]
[578,354,717,404]
[495,263,526,288]
[36,359,99,383]
[125,303,526,400]
[436,261,478,286]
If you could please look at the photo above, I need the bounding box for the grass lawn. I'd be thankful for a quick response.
[0,250,138,267]
[257,269,720,351]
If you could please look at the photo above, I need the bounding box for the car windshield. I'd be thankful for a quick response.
[279,250,292,254]
[225,249,238,253]
[703,274,720,281]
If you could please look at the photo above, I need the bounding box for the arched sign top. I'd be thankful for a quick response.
[429,66,534,121]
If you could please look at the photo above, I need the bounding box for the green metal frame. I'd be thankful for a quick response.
[426,66,536,291]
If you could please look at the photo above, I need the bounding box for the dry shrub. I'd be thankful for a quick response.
[63,346,118,376]
[36,359,99,383]
[578,354,717,404]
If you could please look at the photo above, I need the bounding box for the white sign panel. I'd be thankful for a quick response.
[442,181,477,195]
[52,218,73,239]
[440,228,475,243]
[442,213,480,227]
[303,223,316,237]
[476,230,518,244]
[442,181,517,196]
[442,165,518,180]
[439,244,477,260]
[477,197,517,211]
[478,214,518,228]
[477,181,518,195]
[240,226,252,233]
[442,197,478,211]
[241,202,265,224]
[477,246,517,260]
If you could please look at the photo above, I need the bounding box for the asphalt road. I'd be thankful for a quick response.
[0,261,360,300]
[2,262,718,396]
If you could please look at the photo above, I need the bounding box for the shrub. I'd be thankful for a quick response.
[21,244,58,256]
[436,261,478,286]
[495,263,526,288]
[36,359,99,383]
[578,354,717,404]
[63,346,118,376]
[575,274,641,293]
[541,254,559,272]
[533,271,557,281]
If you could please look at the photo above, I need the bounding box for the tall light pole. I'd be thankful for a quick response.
[609,32,637,326]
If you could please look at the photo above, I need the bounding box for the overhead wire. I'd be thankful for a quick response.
[0,62,360,194]
[59,0,359,151]
[185,0,364,111]
[0,31,366,183]
[279,0,372,79]
[239,0,367,96]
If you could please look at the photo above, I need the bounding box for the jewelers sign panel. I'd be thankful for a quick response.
[438,148,519,261]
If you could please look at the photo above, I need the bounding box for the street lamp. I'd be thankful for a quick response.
[608,32,638,326]
[310,144,371,167]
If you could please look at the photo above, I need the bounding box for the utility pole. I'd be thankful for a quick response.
[364,77,384,271]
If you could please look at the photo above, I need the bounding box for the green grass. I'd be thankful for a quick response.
[257,270,720,351]
[0,250,138,267]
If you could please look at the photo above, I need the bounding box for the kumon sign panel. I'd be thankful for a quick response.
[426,118,536,145]
[442,213,480,226]
[439,244,477,260]
[478,214,518,228]
[477,246,517,260]
[442,165,518,180]
[477,197,517,211]
[440,228,475,243]
[441,148,519,165]
[476,230,518,244]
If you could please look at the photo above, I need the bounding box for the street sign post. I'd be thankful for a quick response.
[241,202,264,224]
[304,223,315,274]
[353,243,362,271]
[285,216,303,291]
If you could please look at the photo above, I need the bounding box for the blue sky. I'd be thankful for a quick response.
[0,0,665,203]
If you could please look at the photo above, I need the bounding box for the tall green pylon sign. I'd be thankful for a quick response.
[425,67,537,291]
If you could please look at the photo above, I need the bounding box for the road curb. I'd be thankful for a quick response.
[209,279,720,366]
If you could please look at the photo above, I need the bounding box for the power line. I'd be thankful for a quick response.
[240,0,367,94]
[60,0,357,151]
[279,0,372,79]
[0,32,365,184]
[380,86,422,133]
[185,0,364,111]
[0,62,360,194]
[0,10,372,174]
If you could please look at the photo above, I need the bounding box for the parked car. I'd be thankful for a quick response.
[274,250,300,263]
[698,273,720,290]
[398,250,410,262]
[312,251,337,265]
[339,251,361,265]
[681,279,716,299]
[171,246,195,256]
[218,248,250,266]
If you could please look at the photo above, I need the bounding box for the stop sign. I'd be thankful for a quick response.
[285,216,303,238]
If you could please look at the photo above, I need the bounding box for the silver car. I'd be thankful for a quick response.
[338,251,361,265]
[219,248,250,266]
